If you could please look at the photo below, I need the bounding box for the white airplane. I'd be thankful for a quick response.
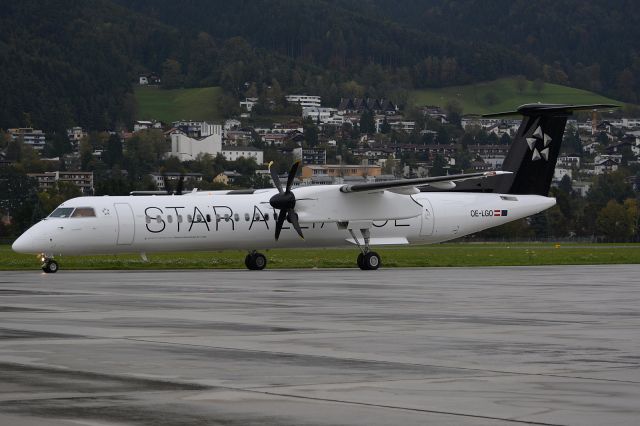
[12,104,615,273]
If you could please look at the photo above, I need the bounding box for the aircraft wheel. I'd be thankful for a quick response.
[245,252,267,270]
[42,259,59,273]
[362,252,380,270]
[357,253,365,270]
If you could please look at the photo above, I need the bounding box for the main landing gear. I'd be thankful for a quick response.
[245,251,267,270]
[41,256,59,273]
[349,228,381,270]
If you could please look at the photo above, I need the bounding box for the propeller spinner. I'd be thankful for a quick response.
[268,161,304,240]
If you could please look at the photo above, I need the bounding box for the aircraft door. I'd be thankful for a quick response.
[114,203,135,245]
[419,197,434,236]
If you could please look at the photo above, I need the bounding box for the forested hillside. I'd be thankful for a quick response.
[1,0,638,131]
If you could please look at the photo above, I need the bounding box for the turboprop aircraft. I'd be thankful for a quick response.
[12,103,615,273]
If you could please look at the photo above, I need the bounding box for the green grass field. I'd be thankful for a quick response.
[134,86,222,123]
[410,77,622,114]
[2,243,640,271]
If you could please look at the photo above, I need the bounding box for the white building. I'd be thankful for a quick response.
[302,107,339,123]
[240,97,258,112]
[622,118,640,128]
[169,126,223,161]
[554,167,572,181]
[66,127,87,150]
[594,154,621,175]
[221,147,263,164]
[134,120,162,132]
[224,119,241,131]
[286,95,321,108]
[8,128,46,151]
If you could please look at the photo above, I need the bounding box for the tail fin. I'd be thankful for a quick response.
[486,103,617,195]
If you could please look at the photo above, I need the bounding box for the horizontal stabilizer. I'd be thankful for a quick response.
[483,103,619,118]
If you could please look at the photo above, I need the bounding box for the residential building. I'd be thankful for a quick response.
[286,95,321,108]
[594,154,621,174]
[293,147,326,165]
[214,170,243,185]
[240,97,258,112]
[221,147,263,163]
[134,120,162,132]
[557,156,581,169]
[554,167,572,181]
[66,127,87,150]
[301,164,381,179]
[28,171,94,195]
[302,107,339,123]
[149,172,203,191]
[8,128,46,151]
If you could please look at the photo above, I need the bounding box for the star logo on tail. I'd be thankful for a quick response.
[526,125,552,161]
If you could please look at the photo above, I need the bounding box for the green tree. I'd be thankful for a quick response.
[430,154,447,176]
[596,199,635,242]
[359,110,376,134]
[162,59,184,89]
[303,117,319,147]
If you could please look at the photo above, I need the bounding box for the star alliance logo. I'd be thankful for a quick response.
[526,125,552,161]
[102,208,110,216]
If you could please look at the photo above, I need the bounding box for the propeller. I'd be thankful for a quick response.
[268,161,304,240]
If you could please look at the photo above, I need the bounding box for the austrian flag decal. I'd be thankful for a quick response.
[494,209,508,217]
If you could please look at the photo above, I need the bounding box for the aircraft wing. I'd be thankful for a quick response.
[338,170,511,193]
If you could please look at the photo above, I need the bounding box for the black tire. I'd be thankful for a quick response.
[357,253,365,270]
[363,252,380,270]
[42,260,58,273]
[245,253,267,270]
[253,253,267,270]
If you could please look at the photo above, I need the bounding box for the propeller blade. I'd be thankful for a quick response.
[275,209,287,241]
[268,161,283,193]
[176,173,185,195]
[287,210,304,240]
[286,160,300,192]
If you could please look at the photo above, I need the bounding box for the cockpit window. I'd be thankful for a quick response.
[71,207,96,218]
[49,207,75,218]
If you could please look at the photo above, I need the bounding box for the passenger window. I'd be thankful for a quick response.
[196,214,202,222]
[146,216,151,224]
[178,215,183,223]
[156,215,162,223]
[167,215,173,223]
[187,214,193,222]
[71,207,96,218]
[244,213,250,221]
[264,213,270,221]
[216,214,221,222]
[206,214,211,222]
[234,213,239,221]
[224,213,230,222]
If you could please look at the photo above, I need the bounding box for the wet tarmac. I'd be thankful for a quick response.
[0,265,639,425]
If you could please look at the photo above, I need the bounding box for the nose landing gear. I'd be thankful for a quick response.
[41,256,59,273]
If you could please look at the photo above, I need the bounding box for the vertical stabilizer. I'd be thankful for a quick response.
[484,104,617,195]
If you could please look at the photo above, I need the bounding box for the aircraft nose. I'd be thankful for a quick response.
[11,225,49,254]
[11,233,34,254]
